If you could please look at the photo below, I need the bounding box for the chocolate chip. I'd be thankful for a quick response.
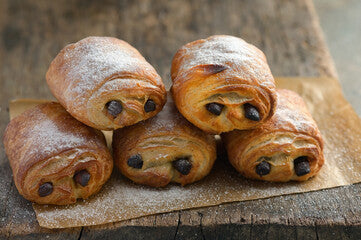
[144,99,156,113]
[173,158,192,175]
[106,100,122,117]
[294,156,310,176]
[74,170,91,187]
[255,161,271,176]
[206,102,224,115]
[38,182,53,197]
[127,154,143,169]
[202,64,228,75]
[244,103,260,121]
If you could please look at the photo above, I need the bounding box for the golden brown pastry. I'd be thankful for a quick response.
[222,89,324,182]
[112,95,217,187]
[3,102,113,205]
[171,35,277,134]
[46,36,167,130]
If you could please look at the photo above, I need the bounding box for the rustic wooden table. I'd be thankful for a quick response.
[1,0,360,239]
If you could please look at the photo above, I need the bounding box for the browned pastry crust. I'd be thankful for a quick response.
[3,102,113,205]
[112,95,217,187]
[222,89,324,182]
[46,36,167,130]
[171,35,277,134]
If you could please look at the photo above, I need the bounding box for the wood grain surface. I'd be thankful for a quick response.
[0,0,360,239]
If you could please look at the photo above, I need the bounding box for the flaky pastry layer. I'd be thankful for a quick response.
[222,89,324,182]
[171,35,277,134]
[113,95,216,187]
[46,36,166,130]
[3,102,113,205]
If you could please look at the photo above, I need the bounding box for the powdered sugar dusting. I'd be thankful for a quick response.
[13,104,89,161]
[27,114,84,157]
[60,37,153,107]
[272,89,319,134]
[175,35,273,83]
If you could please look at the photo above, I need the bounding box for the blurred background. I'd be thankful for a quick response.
[315,0,361,115]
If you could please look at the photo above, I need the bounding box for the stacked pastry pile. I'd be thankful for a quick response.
[3,35,324,206]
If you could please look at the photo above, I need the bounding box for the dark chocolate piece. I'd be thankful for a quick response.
[202,64,228,75]
[106,100,123,117]
[127,154,143,169]
[74,170,91,187]
[255,161,271,176]
[206,102,224,116]
[244,103,260,121]
[173,158,192,175]
[294,156,310,176]
[144,99,156,113]
[38,182,53,197]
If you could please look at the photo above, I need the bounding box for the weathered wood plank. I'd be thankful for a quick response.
[0,0,359,239]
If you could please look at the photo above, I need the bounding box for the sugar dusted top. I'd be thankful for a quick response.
[47,36,163,108]
[3,102,107,183]
[171,35,274,87]
[46,36,166,130]
[54,37,159,106]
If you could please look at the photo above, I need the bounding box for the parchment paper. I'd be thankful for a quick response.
[9,77,361,229]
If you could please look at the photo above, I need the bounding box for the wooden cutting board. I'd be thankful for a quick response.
[1,0,360,239]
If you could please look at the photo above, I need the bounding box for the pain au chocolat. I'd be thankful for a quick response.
[112,95,217,187]
[46,36,166,130]
[3,102,113,205]
[171,35,277,134]
[222,89,324,182]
